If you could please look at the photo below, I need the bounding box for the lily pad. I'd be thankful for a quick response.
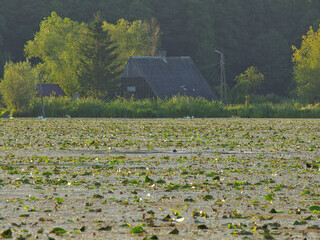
[169,228,179,234]
[98,226,112,231]
[309,206,320,211]
[130,226,145,234]
[198,224,209,229]
[162,214,173,222]
[1,228,13,238]
[50,227,67,235]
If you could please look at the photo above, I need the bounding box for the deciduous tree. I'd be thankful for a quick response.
[292,26,320,103]
[232,66,264,103]
[0,61,37,112]
[25,12,85,95]
[103,18,159,67]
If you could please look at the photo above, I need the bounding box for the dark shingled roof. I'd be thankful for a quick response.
[122,56,216,100]
[36,84,66,97]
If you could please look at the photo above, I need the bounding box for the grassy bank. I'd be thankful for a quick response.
[12,96,320,118]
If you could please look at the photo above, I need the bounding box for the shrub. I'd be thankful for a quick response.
[0,61,37,113]
[12,95,320,118]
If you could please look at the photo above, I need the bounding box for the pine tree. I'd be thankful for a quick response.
[78,13,121,98]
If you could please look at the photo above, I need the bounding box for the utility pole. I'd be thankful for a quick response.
[215,49,227,102]
[38,74,46,119]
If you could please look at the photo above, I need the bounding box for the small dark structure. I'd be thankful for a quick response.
[120,56,216,100]
[36,84,66,97]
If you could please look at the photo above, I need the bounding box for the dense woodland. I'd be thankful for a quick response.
[1,0,320,101]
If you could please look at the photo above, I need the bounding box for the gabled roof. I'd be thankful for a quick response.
[36,84,66,97]
[122,56,216,100]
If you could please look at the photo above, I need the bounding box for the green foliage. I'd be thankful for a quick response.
[103,18,160,67]
[129,226,145,234]
[13,95,320,118]
[50,227,67,235]
[1,228,12,238]
[232,66,264,103]
[252,29,292,96]
[0,12,5,76]
[0,61,37,112]
[292,26,320,103]
[78,13,121,98]
[3,0,320,98]
[25,12,153,98]
[25,12,85,96]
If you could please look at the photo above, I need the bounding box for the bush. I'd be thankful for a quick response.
[231,66,264,104]
[12,95,320,118]
[292,26,320,103]
[0,61,37,112]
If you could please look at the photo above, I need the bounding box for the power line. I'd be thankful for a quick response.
[199,62,221,70]
[215,49,227,102]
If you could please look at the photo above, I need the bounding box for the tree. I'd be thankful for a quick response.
[25,12,86,95]
[0,61,37,112]
[4,0,320,100]
[232,66,264,103]
[25,12,155,98]
[292,26,320,103]
[251,29,292,96]
[0,12,5,77]
[143,18,161,56]
[1,0,50,62]
[103,18,159,67]
[78,13,121,98]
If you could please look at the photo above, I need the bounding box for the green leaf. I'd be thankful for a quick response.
[228,223,237,229]
[170,209,181,216]
[43,172,52,177]
[309,206,320,211]
[205,172,216,177]
[98,226,112,231]
[55,198,64,204]
[238,230,253,235]
[120,223,131,228]
[302,190,310,195]
[1,228,13,238]
[50,227,67,235]
[203,195,213,200]
[308,225,320,229]
[265,194,275,201]
[162,214,173,222]
[156,179,166,184]
[93,194,104,199]
[293,220,307,225]
[169,228,179,234]
[269,208,278,213]
[145,176,154,183]
[184,197,195,202]
[198,224,209,230]
[129,226,145,234]
[303,215,314,220]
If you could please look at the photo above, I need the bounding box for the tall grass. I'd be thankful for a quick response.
[14,96,320,118]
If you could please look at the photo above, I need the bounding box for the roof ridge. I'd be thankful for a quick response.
[131,56,190,59]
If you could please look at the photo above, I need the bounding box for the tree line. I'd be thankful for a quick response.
[1,0,320,107]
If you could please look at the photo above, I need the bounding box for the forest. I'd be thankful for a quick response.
[1,0,320,105]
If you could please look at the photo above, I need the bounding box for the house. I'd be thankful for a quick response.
[36,84,66,97]
[120,56,216,100]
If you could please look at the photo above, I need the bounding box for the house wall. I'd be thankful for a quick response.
[120,77,156,99]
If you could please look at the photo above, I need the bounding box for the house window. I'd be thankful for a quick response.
[127,86,136,93]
